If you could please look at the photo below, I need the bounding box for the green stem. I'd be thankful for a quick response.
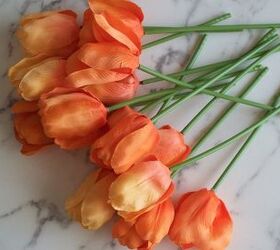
[171,99,280,176]
[144,23,280,35]
[143,13,231,49]
[191,67,268,154]
[138,39,279,112]
[155,34,208,115]
[181,59,268,135]
[211,128,259,190]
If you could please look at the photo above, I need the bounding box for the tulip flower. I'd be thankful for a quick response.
[82,0,144,55]
[90,108,159,174]
[65,169,116,230]
[39,88,107,150]
[109,157,174,220]
[112,199,175,250]
[153,125,191,167]
[8,54,67,101]
[84,74,139,105]
[16,10,79,56]
[169,189,233,250]
[12,100,52,155]
[65,42,139,94]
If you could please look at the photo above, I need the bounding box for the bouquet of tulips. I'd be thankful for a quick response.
[8,0,280,249]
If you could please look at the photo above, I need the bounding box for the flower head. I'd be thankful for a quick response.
[81,0,144,55]
[12,100,52,155]
[17,10,79,56]
[113,199,175,250]
[39,88,107,150]
[8,54,66,101]
[169,189,233,250]
[65,169,116,230]
[90,107,159,174]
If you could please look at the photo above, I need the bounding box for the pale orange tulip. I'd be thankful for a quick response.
[17,10,79,56]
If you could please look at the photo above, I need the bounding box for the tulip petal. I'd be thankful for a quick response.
[111,120,159,173]
[107,106,136,129]
[109,159,172,212]
[77,42,139,72]
[81,173,116,230]
[65,68,128,88]
[19,58,66,101]
[153,125,191,167]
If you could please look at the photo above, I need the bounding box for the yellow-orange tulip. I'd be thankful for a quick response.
[90,108,159,174]
[39,88,107,150]
[153,125,191,167]
[169,189,233,250]
[12,100,52,155]
[82,0,144,55]
[113,199,175,250]
[109,157,174,217]
[65,169,117,230]
[8,54,66,101]
[17,10,79,56]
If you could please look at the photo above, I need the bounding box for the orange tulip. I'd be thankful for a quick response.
[65,42,139,91]
[112,199,175,250]
[84,74,139,105]
[109,157,174,218]
[82,0,144,55]
[153,125,191,167]
[90,108,159,174]
[65,169,117,230]
[12,100,52,155]
[39,88,107,150]
[8,54,67,101]
[169,189,233,250]
[16,10,79,57]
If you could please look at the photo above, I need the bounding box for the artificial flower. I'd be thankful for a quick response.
[65,42,139,92]
[169,188,233,250]
[8,54,66,101]
[90,108,159,174]
[112,199,174,250]
[81,0,144,55]
[39,88,107,150]
[65,169,116,230]
[153,125,191,167]
[16,10,79,56]
[109,156,174,219]
[12,100,52,155]
[84,74,139,105]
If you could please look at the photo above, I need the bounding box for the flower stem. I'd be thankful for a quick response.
[144,23,280,35]
[171,95,280,176]
[143,13,231,49]
[211,93,280,190]
[181,57,269,135]
[138,38,279,113]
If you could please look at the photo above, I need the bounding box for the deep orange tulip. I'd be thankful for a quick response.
[8,54,67,101]
[39,88,107,150]
[90,108,159,174]
[81,0,144,55]
[17,10,79,56]
[65,169,117,230]
[109,157,174,219]
[12,100,52,155]
[84,74,139,105]
[169,189,233,250]
[112,199,175,250]
[153,125,191,167]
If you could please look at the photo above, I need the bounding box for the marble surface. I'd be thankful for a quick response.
[1,0,280,249]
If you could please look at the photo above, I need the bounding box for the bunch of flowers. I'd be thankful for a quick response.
[8,0,280,249]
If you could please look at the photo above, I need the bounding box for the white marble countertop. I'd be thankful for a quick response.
[1,0,280,250]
